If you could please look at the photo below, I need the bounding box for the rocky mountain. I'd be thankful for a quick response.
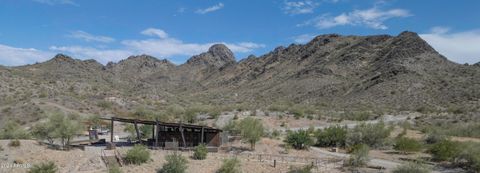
[1,31,479,124]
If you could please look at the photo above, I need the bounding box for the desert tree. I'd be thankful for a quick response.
[238,117,264,150]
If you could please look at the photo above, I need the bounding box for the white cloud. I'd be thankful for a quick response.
[141,28,169,39]
[301,7,411,29]
[224,42,265,53]
[49,46,133,64]
[292,34,316,43]
[69,30,115,43]
[283,0,319,15]
[0,28,264,66]
[195,3,224,14]
[0,44,54,66]
[32,0,77,5]
[122,29,264,57]
[420,27,480,64]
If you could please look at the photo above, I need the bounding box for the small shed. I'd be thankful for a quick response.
[102,117,223,150]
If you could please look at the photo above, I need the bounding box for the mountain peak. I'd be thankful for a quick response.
[186,44,235,68]
[207,44,234,61]
[391,30,436,54]
[51,54,75,63]
[108,54,174,69]
[398,31,419,37]
[126,54,159,61]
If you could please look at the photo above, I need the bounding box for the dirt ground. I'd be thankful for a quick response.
[0,139,344,173]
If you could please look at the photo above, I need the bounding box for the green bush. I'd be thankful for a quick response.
[394,137,422,154]
[125,145,150,165]
[217,158,241,173]
[392,162,430,173]
[428,139,459,161]
[8,139,21,147]
[158,152,188,173]
[109,165,122,173]
[97,101,113,109]
[140,125,153,139]
[222,120,239,135]
[287,165,314,173]
[346,122,392,148]
[316,125,347,147]
[285,130,313,150]
[345,144,370,168]
[454,142,480,172]
[193,144,208,160]
[271,130,280,139]
[32,112,81,148]
[341,111,374,121]
[290,108,304,119]
[423,131,447,144]
[28,161,58,173]
[0,120,30,139]
[238,117,264,150]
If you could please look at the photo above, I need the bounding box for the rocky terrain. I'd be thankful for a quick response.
[0,31,479,125]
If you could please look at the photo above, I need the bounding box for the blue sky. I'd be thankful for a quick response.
[0,0,479,66]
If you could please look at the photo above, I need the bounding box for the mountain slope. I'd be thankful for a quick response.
[0,31,479,124]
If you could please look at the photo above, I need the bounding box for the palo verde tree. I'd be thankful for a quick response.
[238,117,264,150]
[31,112,80,149]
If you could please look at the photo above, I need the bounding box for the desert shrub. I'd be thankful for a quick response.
[250,110,257,116]
[394,137,423,154]
[217,157,241,173]
[193,144,208,160]
[222,120,239,135]
[346,122,392,148]
[238,117,264,150]
[140,125,153,139]
[97,100,113,109]
[158,152,188,173]
[125,145,150,165]
[123,124,137,140]
[453,142,480,172]
[109,165,122,173]
[392,162,430,173]
[446,105,466,114]
[341,111,375,121]
[306,115,314,120]
[268,103,289,112]
[316,125,347,147]
[287,165,314,173]
[421,122,480,138]
[428,139,459,161]
[345,144,370,168]
[0,145,3,151]
[290,108,304,119]
[424,131,447,144]
[448,123,480,138]
[208,109,221,120]
[184,107,200,123]
[131,107,154,119]
[0,120,30,139]
[8,139,21,147]
[49,113,81,148]
[85,114,102,127]
[32,112,81,148]
[28,161,58,173]
[31,121,55,144]
[271,130,280,139]
[285,130,314,150]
